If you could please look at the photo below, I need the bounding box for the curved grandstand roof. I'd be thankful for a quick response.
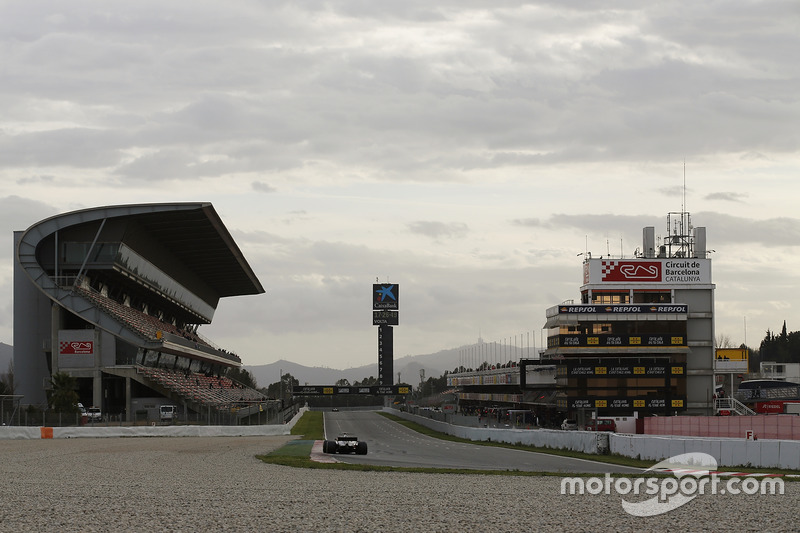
[16,202,264,366]
[18,202,265,298]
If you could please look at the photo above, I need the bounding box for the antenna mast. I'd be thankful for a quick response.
[666,160,692,258]
[683,159,686,214]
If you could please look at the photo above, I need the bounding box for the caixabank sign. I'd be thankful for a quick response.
[373,284,399,310]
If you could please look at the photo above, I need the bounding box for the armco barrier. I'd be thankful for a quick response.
[609,433,800,470]
[385,408,604,454]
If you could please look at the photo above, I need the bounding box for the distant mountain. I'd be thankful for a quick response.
[245,347,465,390]
[0,343,11,371]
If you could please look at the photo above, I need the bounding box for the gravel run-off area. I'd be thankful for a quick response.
[0,435,797,532]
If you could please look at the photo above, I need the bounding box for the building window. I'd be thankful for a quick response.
[592,323,612,334]
[632,292,671,303]
[593,293,629,304]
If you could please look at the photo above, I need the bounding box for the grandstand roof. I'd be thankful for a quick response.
[126,203,264,297]
[20,202,265,298]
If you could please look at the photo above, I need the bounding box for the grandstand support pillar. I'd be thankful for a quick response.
[93,329,102,412]
[50,303,62,375]
[93,370,102,412]
[125,377,132,423]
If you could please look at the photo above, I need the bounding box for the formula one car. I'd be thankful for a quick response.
[322,433,368,455]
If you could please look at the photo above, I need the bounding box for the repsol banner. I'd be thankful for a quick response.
[560,362,686,377]
[292,385,412,396]
[557,304,688,314]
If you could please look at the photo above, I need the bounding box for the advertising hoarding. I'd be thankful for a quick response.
[373,284,399,310]
[583,258,711,285]
[58,329,95,368]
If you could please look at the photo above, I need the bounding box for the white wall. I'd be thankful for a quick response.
[389,408,800,470]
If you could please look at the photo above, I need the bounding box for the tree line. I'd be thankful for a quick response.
[755,320,800,366]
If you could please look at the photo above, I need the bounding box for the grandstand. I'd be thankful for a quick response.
[13,203,268,423]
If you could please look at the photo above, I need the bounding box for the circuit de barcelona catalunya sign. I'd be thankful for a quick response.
[584,259,711,285]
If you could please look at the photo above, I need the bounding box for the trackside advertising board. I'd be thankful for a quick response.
[373,284,399,310]
[292,385,412,396]
[58,329,95,368]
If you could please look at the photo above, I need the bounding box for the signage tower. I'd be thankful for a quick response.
[373,283,398,386]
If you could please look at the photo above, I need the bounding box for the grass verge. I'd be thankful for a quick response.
[376,412,653,470]
[289,409,324,440]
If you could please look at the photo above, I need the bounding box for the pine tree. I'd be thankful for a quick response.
[47,372,80,413]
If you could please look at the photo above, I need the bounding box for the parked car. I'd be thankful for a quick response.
[561,419,578,430]
[585,418,617,432]
[87,407,102,422]
[160,405,177,423]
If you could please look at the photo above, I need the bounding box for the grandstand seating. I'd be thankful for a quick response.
[76,286,208,346]
[137,365,266,409]
[74,286,260,413]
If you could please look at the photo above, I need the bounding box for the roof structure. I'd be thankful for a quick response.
[17,202,264,299]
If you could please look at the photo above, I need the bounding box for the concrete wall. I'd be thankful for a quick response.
[13,230,52,406]
[0,407,306,440]
[388,408,603,454]
[646,414,800,440]
[388,408,800,470]
[610,433,800,470]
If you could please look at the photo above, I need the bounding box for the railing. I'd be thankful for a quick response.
[715,397,756,416]
[735,386,800,403]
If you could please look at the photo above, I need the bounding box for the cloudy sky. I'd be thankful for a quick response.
[2,1,799,371]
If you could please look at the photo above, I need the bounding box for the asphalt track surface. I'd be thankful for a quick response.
[323,410,645,474]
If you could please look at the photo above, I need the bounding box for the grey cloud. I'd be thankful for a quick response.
[0,196,59,268]
[214,232,571,345]
[2,1,797,183]
[114,149,204,181]
[536,214,661,235]
[512,218,542,227]
[705,192,747,203]
[0,129,126,169]
[0,196,57,233]
[523,212,800,248]
[658,186,690,198]
[695,212,800,247]
[252,182,277,193]
[408,221,470,240]
[16,175,56,185]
